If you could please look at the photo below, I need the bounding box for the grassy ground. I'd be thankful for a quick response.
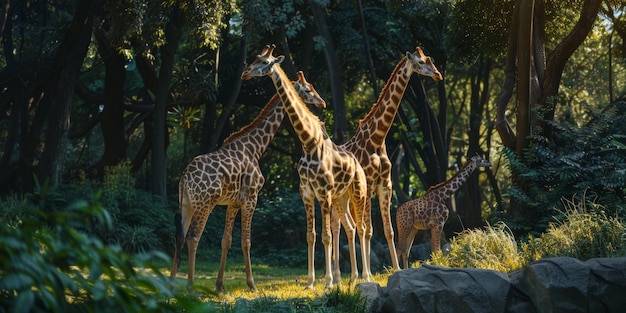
[160,258,390,312]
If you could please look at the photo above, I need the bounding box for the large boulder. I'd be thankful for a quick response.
[358,257,626,313]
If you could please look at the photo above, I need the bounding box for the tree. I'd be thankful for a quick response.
[496,0,602,218]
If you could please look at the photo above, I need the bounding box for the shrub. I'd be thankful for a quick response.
[429,222,523,272]
[58,162,176,253]
[431,194,625,273]
[502,100,626,235]
[0,196,177,313]
[520,194,625,263]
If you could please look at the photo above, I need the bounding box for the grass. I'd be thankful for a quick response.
[156,195,625,311]
[160,259,389,312]
[425,195,625,273]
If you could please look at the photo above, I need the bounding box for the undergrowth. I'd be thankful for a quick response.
[427,194,625,272]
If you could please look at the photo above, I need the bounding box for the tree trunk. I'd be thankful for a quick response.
[309,0,347,143]
[457,55,492,230]
[151,6,183,203]
[94,28,128,179]
[208,33,248,151]
[36,0,95,185]
[356,0,378,95]
[538,0,602,139]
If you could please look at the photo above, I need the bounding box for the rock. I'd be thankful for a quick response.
[365,257,626,313]
[511,257,589,313]
[377,264,510,313]
[357,282,382,312]
[586,257,626,312]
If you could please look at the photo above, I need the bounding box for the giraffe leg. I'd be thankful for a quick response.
[361,200,372,281]
[320,204,334,288]
[185,233,199,290]
[216,205,239,293]
[301,189,317,289]
[351,170,371,282]
[170,213,183,279]
[171,190,193,279]
[431,226,442,255]
[335,195,358,287]
[377,184,400,270]
[185,202,215,291]
[402,228,419,269]
[240,202,258,292]
[395,204,415,269]
[330,207,342,285]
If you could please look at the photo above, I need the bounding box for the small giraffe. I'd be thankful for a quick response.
[241,45,370,289]
[335,47,442,274]
[396,155,492,269]
[170,72,325,293]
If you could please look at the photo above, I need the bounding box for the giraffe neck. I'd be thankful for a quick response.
[269,66,323,152]
[428,160,478,198]
[350,57,411,148]
[221,95,284,160]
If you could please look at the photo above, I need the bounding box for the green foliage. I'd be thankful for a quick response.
[430,222,524,272]
[430,195,625,273]
[520,195,625,263]
[253,191,310,267]
[0,196,177,313]
[56,162,175,254]
[502,100,626,232]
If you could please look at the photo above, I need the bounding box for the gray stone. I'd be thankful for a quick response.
[357,282,383,312]
[586,257,626,313]
[377,264,510,313]
[514,257,590,313]
[364,257,626,313]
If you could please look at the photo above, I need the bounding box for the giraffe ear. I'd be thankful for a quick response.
[274,55,285,64]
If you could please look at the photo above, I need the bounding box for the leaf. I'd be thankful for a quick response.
[13,290,35,313]
[0,273,34,290]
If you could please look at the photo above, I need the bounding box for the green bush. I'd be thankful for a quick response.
[430,222,523,272]
[430,194,625,273]
[58,162,176,253]
[520,195,625,263]
[0,195,177,313]
[502,100,626,235]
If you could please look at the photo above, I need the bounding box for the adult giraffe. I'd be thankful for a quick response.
[335,47,443,273]
[170,72,325,293]
[241,45,370,289]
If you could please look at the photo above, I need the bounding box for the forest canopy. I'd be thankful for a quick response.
[0,0,625,240]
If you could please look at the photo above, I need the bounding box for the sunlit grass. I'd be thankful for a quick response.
[160,259,388,312]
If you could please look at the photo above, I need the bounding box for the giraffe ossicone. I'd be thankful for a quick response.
[396,155,492,269]
[169,69,324,293]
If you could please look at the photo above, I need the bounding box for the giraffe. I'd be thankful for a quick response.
[169,71,326,293]
[395,155,492,269]
[333,47,443,274]
[241,45,370,289]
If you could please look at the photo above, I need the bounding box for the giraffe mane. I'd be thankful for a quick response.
[426,159,474,192]
[275,66,324,125]
[221,94,281,147]
[358,56,408,126]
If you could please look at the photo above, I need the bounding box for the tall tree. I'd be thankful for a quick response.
[495,0,602,218]
[309,0,348,143]
[32,0,96,186]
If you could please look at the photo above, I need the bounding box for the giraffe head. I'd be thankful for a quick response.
[471,155,492,168]
[294,71,326,109]
[406,47,443,81]
[241,44,285,80]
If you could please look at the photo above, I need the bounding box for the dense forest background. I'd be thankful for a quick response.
[0,0,625,267]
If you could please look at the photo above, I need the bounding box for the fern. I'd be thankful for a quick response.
[502,98,626,233]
